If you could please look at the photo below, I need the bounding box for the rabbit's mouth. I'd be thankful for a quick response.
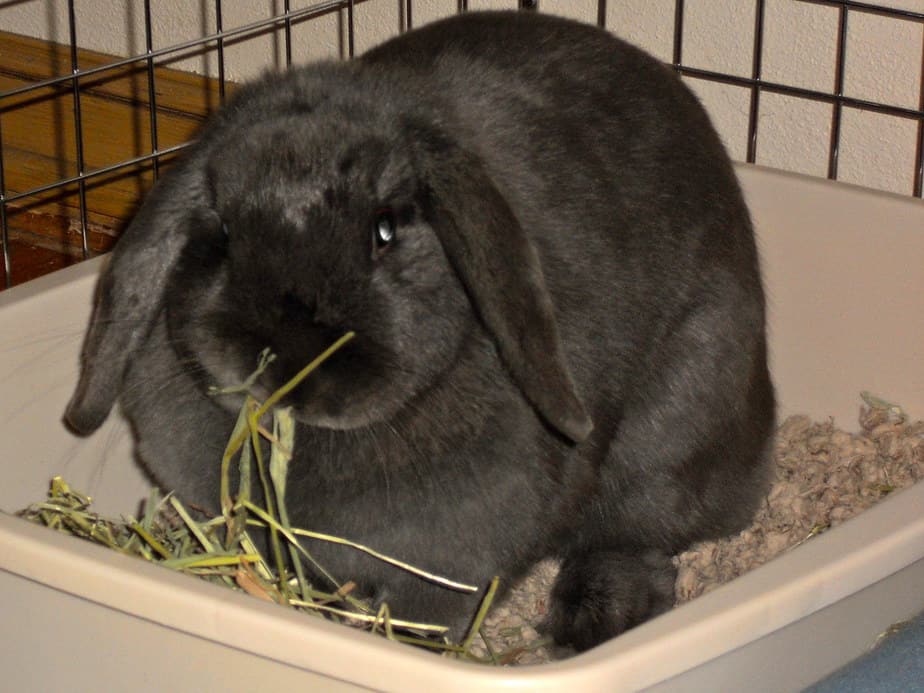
[195,337,416,432]
[290,406,379,431]
[204,367,392,430]
[272,367,412,432]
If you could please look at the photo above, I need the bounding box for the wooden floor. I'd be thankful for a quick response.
[1,237,81,287]
[1,31,223,289]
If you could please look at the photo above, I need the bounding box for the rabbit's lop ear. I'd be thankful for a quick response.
[418,134,594,443]
[65,158,211,435]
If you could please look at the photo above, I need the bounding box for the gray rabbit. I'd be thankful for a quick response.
[66,10,775,651]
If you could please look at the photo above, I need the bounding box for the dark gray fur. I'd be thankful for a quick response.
[65,11,775,651]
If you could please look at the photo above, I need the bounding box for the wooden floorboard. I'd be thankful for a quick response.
[0,237,82,288]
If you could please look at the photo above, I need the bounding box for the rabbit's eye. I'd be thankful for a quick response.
[372,208,397,253]
[221,222,230,236]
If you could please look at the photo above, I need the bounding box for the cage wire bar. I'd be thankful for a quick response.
[1,0,923,290]
[143,0,161,181]
[65,0,89,261]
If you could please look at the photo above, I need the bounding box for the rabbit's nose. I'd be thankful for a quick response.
[282,291,314,315]
[281,290,339,328]
[311,288,343,327]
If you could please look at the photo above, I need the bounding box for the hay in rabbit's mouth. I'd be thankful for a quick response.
[14,332,506,661]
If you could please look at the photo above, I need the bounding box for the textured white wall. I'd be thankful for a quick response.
[2,0,922,195]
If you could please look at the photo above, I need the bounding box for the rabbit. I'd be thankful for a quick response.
[65,10,775,652]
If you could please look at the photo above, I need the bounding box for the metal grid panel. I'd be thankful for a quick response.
[1,0,922,289]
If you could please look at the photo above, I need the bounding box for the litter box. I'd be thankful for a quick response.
[0,164,922,692]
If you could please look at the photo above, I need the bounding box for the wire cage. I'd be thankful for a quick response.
[1,0,923,289]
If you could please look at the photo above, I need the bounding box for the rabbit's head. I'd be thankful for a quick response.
[65,72,593,442]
